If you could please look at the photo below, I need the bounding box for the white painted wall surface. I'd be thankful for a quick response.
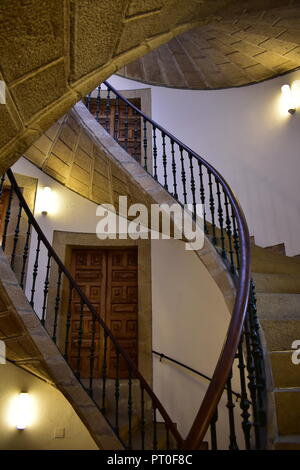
[108,71,300,255]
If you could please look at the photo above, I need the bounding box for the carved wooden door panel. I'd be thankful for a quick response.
[106,249,138,378]
[70,249,106,379]
[69,248,138,379]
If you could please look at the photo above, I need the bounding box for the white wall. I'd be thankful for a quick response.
[10,157,239,448]
[108,71,300,256]
[0,361,98,450]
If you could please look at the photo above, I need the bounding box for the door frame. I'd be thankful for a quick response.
[51,231,153,386]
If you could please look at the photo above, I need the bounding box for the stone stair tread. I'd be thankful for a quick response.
[253,272,300,294]
[274,389,300,435]
[260,319,300,351]
[269,351,300,388]
[257,293,300,320]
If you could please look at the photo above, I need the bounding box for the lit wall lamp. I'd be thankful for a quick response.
[16,393,31,430]
[40,186,52,215]
[281,82,300,114]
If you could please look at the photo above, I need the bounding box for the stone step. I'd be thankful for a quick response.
[253,272,300,294]
[275,389,300,435]
[252,244,300,266]
[260,319,300,351]
[274,435,300,450]
[263,243,286,257]
[256,293,300,320]
[269,351,300,388]
[252,252,300,275]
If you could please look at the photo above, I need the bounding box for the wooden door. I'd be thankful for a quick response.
[69,248,138,379]
[87,97,142,163]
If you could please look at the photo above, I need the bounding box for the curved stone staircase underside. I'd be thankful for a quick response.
[0,0,298,175]
[22,101,236,312]
[118,2,300,89]
[0,0,239,175]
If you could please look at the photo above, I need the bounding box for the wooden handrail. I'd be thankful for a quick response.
[102,81,252,448]
[6,168,184,449]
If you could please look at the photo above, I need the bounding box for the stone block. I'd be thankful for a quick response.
[0,0,65,83]
[33,134,53,155]
[74,147,92,172]
[70,0,126,81]
[78,131,93,155]
[60,124,77,151]
[52,138,73,164]
[10,60,68,123]
[69,163,91,186]
[43,153,69,183]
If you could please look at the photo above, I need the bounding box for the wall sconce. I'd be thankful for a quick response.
[40,186,52,215]
[281,83,300,114]
[16,393,31,430]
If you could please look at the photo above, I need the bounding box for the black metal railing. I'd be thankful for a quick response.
[0,170,182,450]
[85,82,267,450]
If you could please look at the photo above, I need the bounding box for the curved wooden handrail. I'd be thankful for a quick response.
[102,81,252,449]
[6,168,184,449]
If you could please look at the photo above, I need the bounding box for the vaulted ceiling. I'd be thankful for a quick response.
[117,2,300,89]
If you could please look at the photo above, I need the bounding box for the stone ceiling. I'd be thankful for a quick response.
[117,2,300,89]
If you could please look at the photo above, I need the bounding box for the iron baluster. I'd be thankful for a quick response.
[143,117,148,171]
[86,92,91,112]
[198,161,208,235]
[237,336,252,450]
[226,369,239,450]
[161,132,168,189]
[188,154,197,217]
[231,208,240,271]
[125,103,129,152]
[207,169,217,245]
[41,252,51,326]
[248,280,266,437]
[244,310,260,449]
[114,350,120,436]
[105,88,110,132]
[114,95,120,143]
[30,235,41,308]
[223,191,235,274]
[153,126,158,180]
[95,85,101,123]
[64,283,73,361]
[210,408,218,450]
[76,299,84,379]
[52,267,62,343]
[1,184,13,252]
[215,178,226,257]
[20,220,31,290]
[10,200,22,270]
[128,367,133,449]
[171,140,178,199]
[179,146,187,204]
[133,109,139,161]
[89,316,96,398]
[101,332,108,414]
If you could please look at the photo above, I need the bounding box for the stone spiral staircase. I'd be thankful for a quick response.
[1,80,299,450]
